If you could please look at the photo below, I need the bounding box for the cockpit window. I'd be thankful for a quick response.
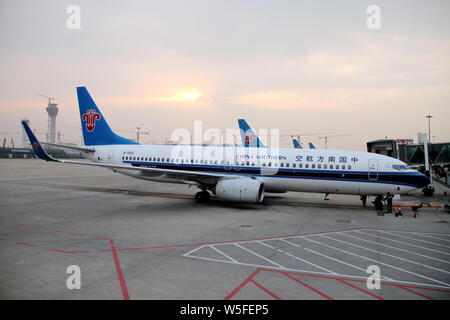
[392,164,408,170]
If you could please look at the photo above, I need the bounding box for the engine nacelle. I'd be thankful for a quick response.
[215,177,264,203]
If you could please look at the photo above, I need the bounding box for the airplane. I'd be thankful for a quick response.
[292,138,302,149]
[238,119,266,148]
[22,87,430,206]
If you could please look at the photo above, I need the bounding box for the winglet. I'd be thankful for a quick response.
[21,121,57,162]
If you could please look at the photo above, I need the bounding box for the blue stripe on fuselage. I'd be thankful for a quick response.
[122,160,424,189]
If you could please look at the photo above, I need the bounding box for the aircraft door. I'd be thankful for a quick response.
[368,159,378,180]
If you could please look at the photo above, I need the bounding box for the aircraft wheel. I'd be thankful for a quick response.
[195,190,211,203]
[361,195,367,206]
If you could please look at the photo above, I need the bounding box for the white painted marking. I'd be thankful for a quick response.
[319,234,450,275]
[301,236,450,287]
[258,241,336,274]
[412,233,450,243]
[234,243,287,270]
[183,250,450,290]
[378,230,450,249]
[352,230,450,256]
[279,239,389,278]
[340,232,450,265]
[182,245,205,257]
[209,245,239,263]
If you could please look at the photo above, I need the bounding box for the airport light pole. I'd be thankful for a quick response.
[425,115,433,142]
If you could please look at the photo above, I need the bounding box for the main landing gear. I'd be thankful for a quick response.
[195,190,211,203]
[372,195,384,211]
[360,195,367,206]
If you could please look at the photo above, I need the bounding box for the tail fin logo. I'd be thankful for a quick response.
[245,134,254,145]
[82,109,101,132]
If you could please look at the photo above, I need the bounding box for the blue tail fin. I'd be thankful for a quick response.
[77,87,139,146]
[237,119,266,148]
[308,142,316,149]
[292,139,302,149]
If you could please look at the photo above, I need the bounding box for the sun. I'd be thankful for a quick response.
[181,92,203,101]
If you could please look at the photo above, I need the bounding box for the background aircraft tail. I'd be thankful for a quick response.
[238,119,266,148]
[292,138,302,149]
[308,142,316,149]
[77,87,139,146]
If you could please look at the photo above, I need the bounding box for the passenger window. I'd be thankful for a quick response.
[330,164,334,169]
[336,165,339,169]
[324,164,327,169]
[262,163,266,166]
[311,164,315,169]
[280,163,284,167]
[305,164,309,168]
[318,164,321,169]
[348,165,351,170]
[299,163,303,168]
[191,159,194,163]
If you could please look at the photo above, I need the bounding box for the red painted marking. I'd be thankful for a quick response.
[20,224,37,228]
[51,249,91,254]
[98,228,365,252]
[395,285,434,300]
[251,279,282,300]
[16,242,36,247]
[337,279,384,300]
[0,238,6,241]
[282,272,333,300]
[259,269,450,294]
[225,269,261,300]
[42,228,61,232]
[108,239,130,300]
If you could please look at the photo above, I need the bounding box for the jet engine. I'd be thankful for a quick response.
[215,177,264,203]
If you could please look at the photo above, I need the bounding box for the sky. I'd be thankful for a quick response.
[0,0,449,150]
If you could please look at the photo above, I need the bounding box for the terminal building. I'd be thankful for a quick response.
[367,138,450,186]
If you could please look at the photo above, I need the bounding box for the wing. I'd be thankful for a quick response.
[22,120,229,185]
[41,142,95,153]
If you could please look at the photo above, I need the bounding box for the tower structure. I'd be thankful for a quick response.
[38,94,59,144]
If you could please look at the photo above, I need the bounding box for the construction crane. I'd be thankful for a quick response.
[136,127,150,143]
[57,130,64,144]
[278,132,335,148]
[37,93,54,104]
[318,134,351,149]
[117,127,150,143]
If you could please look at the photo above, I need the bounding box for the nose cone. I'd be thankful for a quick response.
[416,173,430,188]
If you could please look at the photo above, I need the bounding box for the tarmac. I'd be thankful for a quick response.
[0,159,449,300]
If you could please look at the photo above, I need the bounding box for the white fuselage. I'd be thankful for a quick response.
[83,144,427,196]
